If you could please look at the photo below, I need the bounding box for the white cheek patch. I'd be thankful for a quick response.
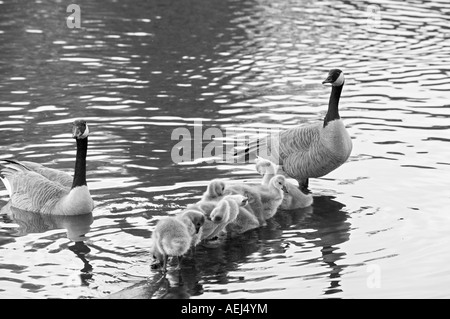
[333,73,345,86]
[80,124,89,138]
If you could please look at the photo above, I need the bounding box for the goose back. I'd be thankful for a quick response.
[18,161,73,188]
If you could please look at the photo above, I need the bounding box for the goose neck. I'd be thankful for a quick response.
[72,137,88,189]
[324,83,343,127]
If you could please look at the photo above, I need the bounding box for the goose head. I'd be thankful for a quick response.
[72,119,89,139]
[271,175,289,193]
[322,69,344,87]
[182,210,205,234]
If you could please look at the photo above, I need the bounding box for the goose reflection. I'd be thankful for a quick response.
[282,196,350,296]
[0,200,94,279]
[1,201,93,241]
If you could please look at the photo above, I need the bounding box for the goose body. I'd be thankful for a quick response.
[0,120,94,215]
[240,69,352,192]
[255,157,313,210]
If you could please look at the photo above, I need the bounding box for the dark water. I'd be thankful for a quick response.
[0,0,450,298]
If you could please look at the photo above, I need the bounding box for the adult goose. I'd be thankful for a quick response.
[0,119,94,215]
[238,69,352,193]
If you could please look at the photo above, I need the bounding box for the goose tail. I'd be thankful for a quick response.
[0,174,12,197]
[0,159,31,172]
[0,160,31,197]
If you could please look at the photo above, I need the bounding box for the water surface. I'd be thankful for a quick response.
[1,0,450,298]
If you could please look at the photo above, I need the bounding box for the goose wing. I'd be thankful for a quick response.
[3,160,73,188]
[238,123,321,166]
[1,169,69,213]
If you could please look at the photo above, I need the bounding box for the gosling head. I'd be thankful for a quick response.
[255,157,275,175]
[182,210,205,234]
[271,175,288,193]
[243,191,256,204]
[72,119,89,139]
[224,194,248,207]
[322,69,344,87]
[207,179,226,198]
[210,200,230,224]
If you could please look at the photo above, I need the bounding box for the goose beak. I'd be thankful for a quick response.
[72,123,89,139]
[72,126,81,138]
[282,185,289,194]
[322,76,333,84]
[195,225,201,234]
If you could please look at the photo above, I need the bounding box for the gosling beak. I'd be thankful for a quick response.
[242,198,248,206]
[322,76,333,84]
[282,185,289,194]
[195,225,201,234]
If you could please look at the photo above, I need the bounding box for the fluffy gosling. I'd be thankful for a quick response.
[150,210,205,272]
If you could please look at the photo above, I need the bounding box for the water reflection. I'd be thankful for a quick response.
[1,202,93,241]
[303,196,349,296]
[68,241,93,285]
[0,201,94,280]
[106,195,350,298]
[1,0,450,299]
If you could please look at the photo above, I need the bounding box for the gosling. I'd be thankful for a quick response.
[255,157,313,209]
[202,194,248,241]
[223,182,266,226]
[201,179,226,203]
[253,175,288,220]
[150,210,205,272]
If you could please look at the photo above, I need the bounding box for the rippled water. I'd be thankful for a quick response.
[1,0,450,299]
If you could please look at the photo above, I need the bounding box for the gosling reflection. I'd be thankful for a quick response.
[183,195,350,297]
[106,195,349,299]
[154,271,193,299]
